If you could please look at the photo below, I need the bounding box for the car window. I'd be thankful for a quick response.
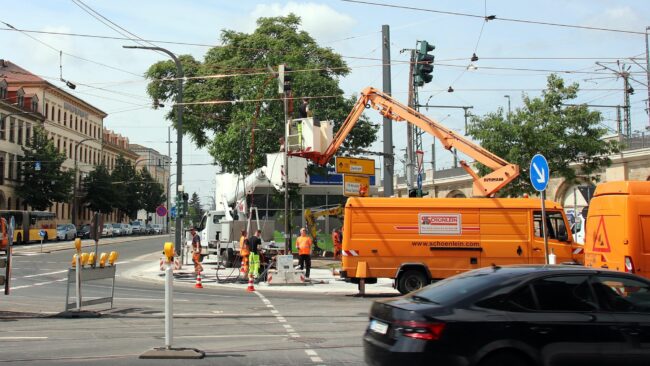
[531,275,597,312]
[411,272,502,305]
[534,211,569,241]
[592,276,650,313]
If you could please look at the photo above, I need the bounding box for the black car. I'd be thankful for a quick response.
[77,224,92,239]
[365,265,650,366]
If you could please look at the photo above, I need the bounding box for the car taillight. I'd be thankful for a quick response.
[395,320,445,341]
[624,256,635,273]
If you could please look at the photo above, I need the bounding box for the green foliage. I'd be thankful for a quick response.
[140,168,166,213]
[187,192,203,226]
[82,164,114,213]
[110,156,141,220]
[144,14,378,175]
[16,126,73,210]
[467,74,619,197]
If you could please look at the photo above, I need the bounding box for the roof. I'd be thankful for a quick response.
[345,197,564,210]
[0,60,107,118]
[594,181,650,197]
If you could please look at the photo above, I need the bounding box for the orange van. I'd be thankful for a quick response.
[584,181,650,278]
[341,197,582,293]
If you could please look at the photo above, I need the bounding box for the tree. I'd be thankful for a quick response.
[140,168,166,216]
[110,156,141,220]
[82,163,114,213]
[188,192,203,226]
[144,14,378,175]
[16,126,73,210]
[467,74,619,197]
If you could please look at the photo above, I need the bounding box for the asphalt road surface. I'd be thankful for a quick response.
[1,236,393,365]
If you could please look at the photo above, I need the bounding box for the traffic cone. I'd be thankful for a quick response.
[194,271,204,289]
[246,273,255,292]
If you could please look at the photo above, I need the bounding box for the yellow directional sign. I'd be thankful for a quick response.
[336,157,375,175]
[343,174,370,197]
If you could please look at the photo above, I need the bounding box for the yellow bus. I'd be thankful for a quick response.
[0,210,57,244]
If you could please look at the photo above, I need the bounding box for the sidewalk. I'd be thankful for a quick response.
[127,254,401,296]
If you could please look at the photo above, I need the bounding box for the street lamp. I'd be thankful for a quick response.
[167,174,176,234]
[504,95,511,122]
[72,137,99,227]
[123,45,184,255]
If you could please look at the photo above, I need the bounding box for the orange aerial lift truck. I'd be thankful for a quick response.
[291,87,582,293]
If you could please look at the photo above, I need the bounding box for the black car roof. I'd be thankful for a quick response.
[468,264,634,278]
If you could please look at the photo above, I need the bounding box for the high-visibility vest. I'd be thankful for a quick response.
[296,236,312,255]
[332,232,341,247]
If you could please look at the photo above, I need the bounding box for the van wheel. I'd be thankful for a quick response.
[397,270,427,294]
[225,248,235,267]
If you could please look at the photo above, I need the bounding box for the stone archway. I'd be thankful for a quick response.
[446,189,467,198]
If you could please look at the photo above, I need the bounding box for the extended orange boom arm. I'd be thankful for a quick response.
[295,87,519,197]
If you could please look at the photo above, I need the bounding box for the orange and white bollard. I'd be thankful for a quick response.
[246,273,255,292]
[194,271,204,289]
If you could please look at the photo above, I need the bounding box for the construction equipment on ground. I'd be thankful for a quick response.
[304,205,344,255]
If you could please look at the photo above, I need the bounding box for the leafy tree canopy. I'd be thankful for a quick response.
[467,74,619,197]
[110,156,141,220]
[188,192,203,226]
[16,126,73,210]
[145,14,378,175]
[140,168,166,213]
[82,163,114,214]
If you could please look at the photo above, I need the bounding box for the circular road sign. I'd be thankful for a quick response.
[530,154,550,192]
[156,205,168,217]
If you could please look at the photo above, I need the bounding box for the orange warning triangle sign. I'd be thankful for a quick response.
[591,216,612,253]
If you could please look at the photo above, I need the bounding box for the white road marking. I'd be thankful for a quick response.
[0,337,48,341]
[23,269,68,278]
[254,291,325,364]
[10,278,66,291]
[174,335,285,339]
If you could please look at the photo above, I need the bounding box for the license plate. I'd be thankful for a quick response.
[369,319,388,335]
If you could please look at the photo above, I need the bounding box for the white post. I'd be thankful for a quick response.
[165,258,173,349]
[541,190,550,264]
[75,255,81,310]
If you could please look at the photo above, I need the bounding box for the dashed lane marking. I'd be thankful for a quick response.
[254,291,325,365]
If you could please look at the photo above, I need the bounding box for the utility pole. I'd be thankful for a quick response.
[166,125,171,234]
[381,25,394,197]
[646,26,650,129]
[596,61,638,138]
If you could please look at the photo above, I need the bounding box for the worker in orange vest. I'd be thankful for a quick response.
[239,230,250,273]
[296,227,313,278]
[332,228,342,260]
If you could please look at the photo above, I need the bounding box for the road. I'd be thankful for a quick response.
[0,236,387,365]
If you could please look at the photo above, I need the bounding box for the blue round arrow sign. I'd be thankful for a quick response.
[530,154,550,192]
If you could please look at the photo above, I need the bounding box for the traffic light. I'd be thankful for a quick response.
[414,40,435,87]
[277,64,292,94]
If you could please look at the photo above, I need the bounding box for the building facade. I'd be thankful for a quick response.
[0,79,45,211]
[2,60,106,225]
[129,144,170,227]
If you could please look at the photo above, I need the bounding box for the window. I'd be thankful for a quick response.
[534,211,569,241]
[592,276,650,313]
[532,275,597,311]
[25,124,31,142]
[0,83,6,99]
[9,119,14,143]
[0,115,5,140]
[17,122,23,145]
[31,99,38,112]
[7,154,13,180]
[17,95,24,108]
[57,108,61,122]
[64,112,67,127]
[46,103,49,119]
[0,157,4,185]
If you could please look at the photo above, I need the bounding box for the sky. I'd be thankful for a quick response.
[1,0,649,204]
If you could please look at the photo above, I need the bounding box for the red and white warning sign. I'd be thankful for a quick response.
[591,216,611,253]
[419,213,462,235]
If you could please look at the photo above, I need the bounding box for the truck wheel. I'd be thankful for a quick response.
[397,270,428,294]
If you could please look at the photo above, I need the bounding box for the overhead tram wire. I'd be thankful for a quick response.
[71,0,166,57]
[340,0,646,35]
[0,20,142,78]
